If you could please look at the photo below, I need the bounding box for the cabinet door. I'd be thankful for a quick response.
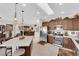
[72,19,79,30]
[72,19,76,30]
[69,38,76,50]
[63,20,72,30]
[77,19,79,30]
[42,22,49,26]
[49,21,54,30]
[63,37,76,50]
[67,20,73,30]
[63,37,69,48]
[62,20,68,30]
[47,35,53,44]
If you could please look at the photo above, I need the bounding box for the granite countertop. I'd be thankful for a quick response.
[0,36,33,47]
[48,34,53,36]
[0,36,33,54]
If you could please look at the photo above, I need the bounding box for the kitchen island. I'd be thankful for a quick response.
[0,36,33,56]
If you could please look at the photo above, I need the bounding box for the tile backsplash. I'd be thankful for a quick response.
[67,31,79,37]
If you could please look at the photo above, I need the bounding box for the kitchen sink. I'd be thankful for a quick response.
[75,40,79,43]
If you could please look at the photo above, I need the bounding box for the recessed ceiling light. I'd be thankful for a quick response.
[59,3,63,6]
[14,18,17,21]
[61,11,64,14]
[37,11,40,15]
[36,19,40,23]
[22,4,26,7]
[44,16,47,19]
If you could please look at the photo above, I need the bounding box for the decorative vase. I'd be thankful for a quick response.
[19,35,25,40]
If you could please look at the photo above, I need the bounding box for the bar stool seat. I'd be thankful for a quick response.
[12,49,25,56]
[0,47,6,56]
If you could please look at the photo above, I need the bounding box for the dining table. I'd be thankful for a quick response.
[0,36,33,56]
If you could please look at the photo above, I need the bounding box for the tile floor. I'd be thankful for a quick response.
[31,43,59,56]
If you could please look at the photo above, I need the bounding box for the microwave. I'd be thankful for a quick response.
[54,25,64,30]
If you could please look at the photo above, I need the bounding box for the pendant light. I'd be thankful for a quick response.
[21,10,24,36]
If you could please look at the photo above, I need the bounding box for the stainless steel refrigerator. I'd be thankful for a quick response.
[40,26,48,42]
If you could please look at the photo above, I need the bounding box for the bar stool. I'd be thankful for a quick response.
[12,48,25,56]
[0,47,6,56]
[5,47,12,56]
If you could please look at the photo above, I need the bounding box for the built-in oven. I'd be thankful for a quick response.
[53,25,64,47]
[53,32,63,46]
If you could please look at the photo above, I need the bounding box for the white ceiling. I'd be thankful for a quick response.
[36,3,54,15]
[0,3,79,24]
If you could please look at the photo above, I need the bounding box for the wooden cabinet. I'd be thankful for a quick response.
[67,20,72,30]
[58,37,77,56]
[58,48,77,56]
[43,19,73,30]
[72,19,79,30]
[20,40,33,56]
[62,20,67,30]
[47,34,53,44]
[49,20,56,30]
[42,21,49,26]
[63,37,76,50]
[63,37,69,48]
[72,19,77,30]
[48,20,63,30]
[42,18,79,30]
[58,20,72,30]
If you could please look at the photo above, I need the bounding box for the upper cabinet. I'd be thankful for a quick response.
[42,14,79,31]
[65,19,72,30]
[72,19,79,30]
[42,21,49,26]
